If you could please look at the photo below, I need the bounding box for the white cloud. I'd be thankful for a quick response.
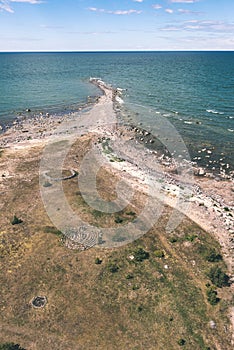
[178,9,202,15]
[10,0,43,3]
[88,7,142,15]
[0,0,43,13]
[0,0,14,13]
[165,8,174,14]
[170,0,199,3]
[132,0,143,2]
[152,4,162,10]
[161,20,234,33]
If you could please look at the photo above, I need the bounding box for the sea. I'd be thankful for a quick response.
[0,52,233,173]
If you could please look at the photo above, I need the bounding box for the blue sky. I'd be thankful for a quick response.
[0,0,234,51]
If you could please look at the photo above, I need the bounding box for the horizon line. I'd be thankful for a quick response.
[0,50,233,53]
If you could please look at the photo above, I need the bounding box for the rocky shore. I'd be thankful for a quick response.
[0,78,233,270]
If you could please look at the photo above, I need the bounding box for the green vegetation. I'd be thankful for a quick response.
[133,247,149,262]
[114,216,123,224]
[0,344,26,350]
[185,234,197,242]
[107,262,119,273]
[207,266,229,288]
[204,248,222,262]
[169,236,178,243]
[126,211,136,216]
[11,215,23,225]
[177,339,186,346]
[206,286,219,305]
[154,249,165,258]
[95,257,102,265]
[43,226,63,237]
[198,245,222,262]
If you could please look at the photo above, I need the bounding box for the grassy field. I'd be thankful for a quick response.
[0,137,232,350]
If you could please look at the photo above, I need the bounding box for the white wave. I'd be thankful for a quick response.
[228,129,234,132]
[184,121,193,124]
[206,109,224,115]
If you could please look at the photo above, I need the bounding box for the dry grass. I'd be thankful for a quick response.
[0,137,232,350]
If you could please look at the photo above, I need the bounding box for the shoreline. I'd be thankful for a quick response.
[0,77,233,346]
[0,78,233,269]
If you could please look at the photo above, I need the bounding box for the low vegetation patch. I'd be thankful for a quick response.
[133,247,149,262]
[43,226,63,237]
[11,215,23,225]
[206,285,219,305]
[0,344,26,350]
[207,266,229,288]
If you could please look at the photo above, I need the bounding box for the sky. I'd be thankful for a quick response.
[0,0,234,51]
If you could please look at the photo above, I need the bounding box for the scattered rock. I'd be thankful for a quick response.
[209,320,216,329]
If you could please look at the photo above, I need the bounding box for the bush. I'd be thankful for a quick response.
[126,211,136,216]
[185,234,197,242]
[44,226,63,237]
[154,250,165,258]
[207,266,229,288]
[134,247,149,262]
[177,339,186,346]
[115,216,123,224]
[204,249,222,262]
[0,344,26,350]
[169,236,178,243]
[206,286,219,305]
[11,215,23,225]
[95,258,102,265]
[108,262,119,273]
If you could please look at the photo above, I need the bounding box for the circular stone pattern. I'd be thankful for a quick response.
[31,296,47,308]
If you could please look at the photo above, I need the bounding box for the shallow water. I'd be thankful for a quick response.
[0,51,233,171]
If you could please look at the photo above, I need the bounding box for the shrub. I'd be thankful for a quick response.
[207,266,229,288]
[185,234,197,242]
[11,215,23,225]
[134,247,149,262]
[206,286,219,305]
[137,305,143,312]
[177,339,186,346]
[126,273,134,280]
[0,344,26,350]
[204,249,222,262]
[115,216,123,224]
[44,226,63,237]
[95,258,102,265]
[126,211,136,216]
[169,236,178,243]
[108,262,119,273]
[154,250,165,258]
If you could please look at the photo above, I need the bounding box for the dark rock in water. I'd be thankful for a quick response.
[26,108,31,112]
[31,296,47,308]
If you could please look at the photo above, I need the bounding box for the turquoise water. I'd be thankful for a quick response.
[0,52,233,171]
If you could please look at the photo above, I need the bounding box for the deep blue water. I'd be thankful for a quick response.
[0,52,233,170]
